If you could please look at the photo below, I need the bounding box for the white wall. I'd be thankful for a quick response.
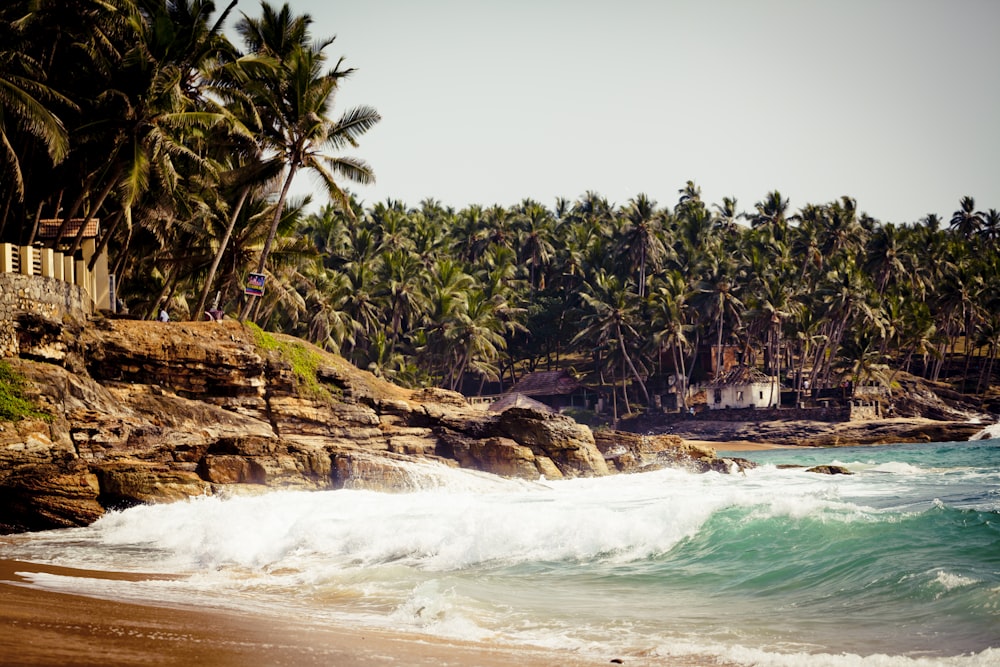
[708,380,779,410]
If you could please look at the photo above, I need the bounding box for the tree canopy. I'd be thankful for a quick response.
[1,2,998,412]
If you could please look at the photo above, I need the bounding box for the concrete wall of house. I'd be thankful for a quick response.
[0,273,89,357]
[847,401,881,420]
[709,380,779,410]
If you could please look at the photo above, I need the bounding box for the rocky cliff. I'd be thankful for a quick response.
[1,317,739,533]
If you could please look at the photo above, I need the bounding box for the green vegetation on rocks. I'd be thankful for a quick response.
[0,361,50,422]
[248,323,339,401]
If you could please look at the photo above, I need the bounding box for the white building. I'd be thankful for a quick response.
[707,366,780,410]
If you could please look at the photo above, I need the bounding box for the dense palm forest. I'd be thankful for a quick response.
[2,2,998,416]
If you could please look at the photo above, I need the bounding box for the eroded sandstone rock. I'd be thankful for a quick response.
[0,317,743,532]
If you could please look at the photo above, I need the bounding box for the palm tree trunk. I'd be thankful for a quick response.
[932,340,947,381]
[88,209,124,271]
[195,185,250,318]
[23,200,45,246]
[978,342,997,397]
[0,185,13,239]
[241,164,299,320]
[796,339,810,405]
[147,263,180,320]
[68,170,120,255]
[50,177,94,249]
[620,355,631,415]
[672,340,688,411]
[715,309,724,381]
[610,381,618,423]
[638,246,647,298]
[616,323,650,405]
[772,326,781,408]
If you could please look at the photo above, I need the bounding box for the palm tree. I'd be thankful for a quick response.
[236,2,379,320]
[690,253,744,381]
[0,25,72,219]
[444,290,508,391]
[864,222,906,295]
[810,259,880,387]
[513,199,556,291]
[750,190,790,243]
[57,0,240,257]
[949,196,983,240]
[618,193,669,298]
[0,0,131,240]
[980,208,1000,243]
[572,270,650,420]
[649,270,692,410]
[379,248,429,351]
[418,258,473,359]
[833,326,892,392]
[818,196,867,262]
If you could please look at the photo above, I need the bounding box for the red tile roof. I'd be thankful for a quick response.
[709,366,777,387]
[506,370,582,396]
[36,218,100,240]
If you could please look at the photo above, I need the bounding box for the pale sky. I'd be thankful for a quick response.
[251,0,1000,224]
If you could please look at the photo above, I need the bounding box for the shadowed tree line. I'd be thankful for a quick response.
[279,189,999,417]
[2,3,999,416]
[0,0,378,321]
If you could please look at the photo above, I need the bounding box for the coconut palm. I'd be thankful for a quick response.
[572,270,651,419]
[750,190,791,244]
[416,258,476,384]
[0,28,72,213]
[864,222,906,295]
[690,252,744,381]
[949,196,983,240]
[618,193,669,298]
[236,2,379,320]
[513,199,556,291]
[649,270,693,409]
[980,208,1000,243]
[56,0,240,257]
[378,248,429,350]
[443,290,509,391]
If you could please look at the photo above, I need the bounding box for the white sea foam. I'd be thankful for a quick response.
[934,570,980,591]
[40,461,892,576]
[4,452,997,663]
[716,645,1000,667]
[59,466,710,573]
[970,422,1000,441]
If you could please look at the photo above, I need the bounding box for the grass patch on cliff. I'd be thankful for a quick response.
[246,323,338,401]
[0,361,51,422]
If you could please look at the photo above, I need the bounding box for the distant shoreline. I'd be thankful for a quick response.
[629,416,985,450]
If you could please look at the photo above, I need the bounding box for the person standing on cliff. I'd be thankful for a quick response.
[158,308,169,322]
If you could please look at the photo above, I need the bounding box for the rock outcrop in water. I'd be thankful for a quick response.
[0,317,737,533]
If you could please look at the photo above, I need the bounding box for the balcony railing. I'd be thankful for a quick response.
[0,241,110,311]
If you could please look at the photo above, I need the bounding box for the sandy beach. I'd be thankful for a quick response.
[0,558,724,667]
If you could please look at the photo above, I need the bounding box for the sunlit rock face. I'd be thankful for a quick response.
[0,318,739,533]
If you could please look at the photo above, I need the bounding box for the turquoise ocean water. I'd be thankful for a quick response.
[2,432,998,666]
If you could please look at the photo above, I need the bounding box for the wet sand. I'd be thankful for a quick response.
[0,559,721,667]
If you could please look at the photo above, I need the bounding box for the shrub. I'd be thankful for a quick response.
[246,323,337,400]
[0,361,51,422]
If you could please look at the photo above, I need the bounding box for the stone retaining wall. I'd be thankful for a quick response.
[0,273,89,357]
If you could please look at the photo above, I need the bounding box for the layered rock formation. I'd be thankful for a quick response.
[1,318,736,533]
